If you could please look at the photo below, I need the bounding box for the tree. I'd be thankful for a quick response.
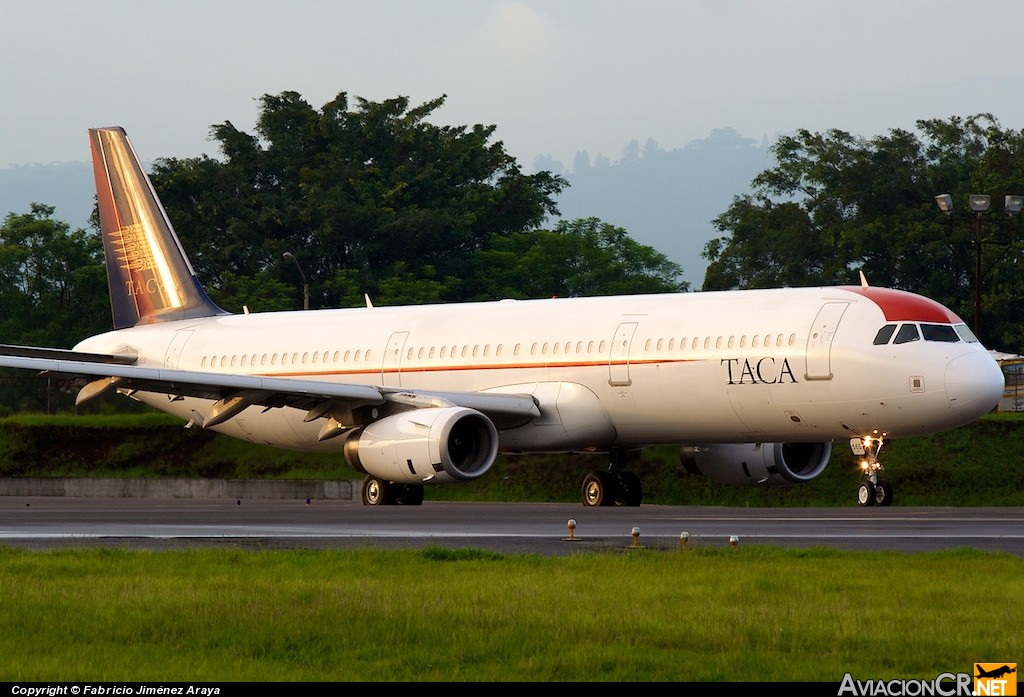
[702,114,1024,351]
[0,204,107,412]
[0,204,106,346]
[465,217,687,300]
[151,91,568,310]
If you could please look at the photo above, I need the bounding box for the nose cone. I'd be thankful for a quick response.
[945,351,1004,417]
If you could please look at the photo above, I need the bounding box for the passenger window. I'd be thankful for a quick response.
[921,324,960,342]
[893,324,921,344]
[873,324,897,345]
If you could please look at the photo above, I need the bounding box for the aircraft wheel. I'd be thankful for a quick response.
[857,479,876,507]
[581,471,613,507]
[362,476,390,506]
[874,480,894,507]
[614,471,643,507]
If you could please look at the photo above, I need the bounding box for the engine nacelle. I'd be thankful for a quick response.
[679,442,831,487]
[344,407,498,485]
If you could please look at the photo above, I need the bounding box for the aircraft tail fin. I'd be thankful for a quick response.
[89,127,226,329]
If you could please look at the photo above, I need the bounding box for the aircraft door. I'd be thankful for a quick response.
[805,302,849,380]
[382,331,409,387]
[164,330,194,369]
[608,322,638,387]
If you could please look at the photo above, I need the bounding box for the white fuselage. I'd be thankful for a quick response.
[74,286,1004,453]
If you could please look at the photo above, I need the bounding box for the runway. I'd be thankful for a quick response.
[1,497,1023,555]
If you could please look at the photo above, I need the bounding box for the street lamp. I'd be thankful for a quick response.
[282,251,309,310]
[935,193,1022,338]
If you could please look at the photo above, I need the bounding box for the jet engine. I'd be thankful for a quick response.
[679,442,831,487]
[343,407,498,485]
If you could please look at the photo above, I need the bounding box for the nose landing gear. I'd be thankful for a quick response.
[850,435,893,507]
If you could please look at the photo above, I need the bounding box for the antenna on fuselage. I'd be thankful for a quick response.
[859,270,869,288]
[364,293,374,309]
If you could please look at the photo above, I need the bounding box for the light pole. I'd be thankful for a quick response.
[935,193,1022,338]
[283,251,309,310]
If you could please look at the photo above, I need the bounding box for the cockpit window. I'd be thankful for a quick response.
[921,324,960,342]
[873,324,897,345]
[893,323,921,344]
[954,323,979,343]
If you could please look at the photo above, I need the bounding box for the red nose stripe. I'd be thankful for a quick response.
[839,286,963,323]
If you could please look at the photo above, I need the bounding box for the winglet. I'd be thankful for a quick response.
[89,127,227,328]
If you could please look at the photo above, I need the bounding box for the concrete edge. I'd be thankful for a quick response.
[0,478,356,500]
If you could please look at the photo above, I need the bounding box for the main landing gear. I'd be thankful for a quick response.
[850,436,893,507]
[580,449,643,507]
[361,476,425,506]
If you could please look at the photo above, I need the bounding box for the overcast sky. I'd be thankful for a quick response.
[2,0,1023,171]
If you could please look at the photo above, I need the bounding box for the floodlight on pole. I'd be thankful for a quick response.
[283,251,309,310]
[935,193,1022,340]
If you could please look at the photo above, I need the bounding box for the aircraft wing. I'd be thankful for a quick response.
[0,349,540,429]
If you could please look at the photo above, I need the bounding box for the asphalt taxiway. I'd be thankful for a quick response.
[1,498,1022,555]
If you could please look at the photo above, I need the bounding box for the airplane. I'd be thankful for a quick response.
[976,665,1016,680]
[0,127,1006,507]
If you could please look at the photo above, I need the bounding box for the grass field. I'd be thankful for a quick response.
[1,545,1021,682]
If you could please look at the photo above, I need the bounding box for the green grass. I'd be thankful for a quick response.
[0,545,1020,682]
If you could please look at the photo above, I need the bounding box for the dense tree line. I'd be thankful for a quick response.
[703,113,1024,352]
[149,91,684,312]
